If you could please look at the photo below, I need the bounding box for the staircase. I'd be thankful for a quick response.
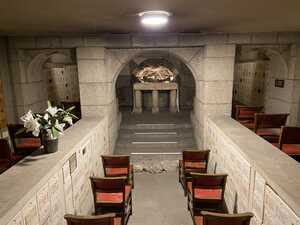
[114,111,197,173]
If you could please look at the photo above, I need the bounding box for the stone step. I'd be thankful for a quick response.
[116,139,196,150]
[121,123,192,130]
[117,135,195,143]
[118,128,194,138]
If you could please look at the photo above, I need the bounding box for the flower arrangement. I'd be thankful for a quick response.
[19,101,77,140]
[134,65,177,83]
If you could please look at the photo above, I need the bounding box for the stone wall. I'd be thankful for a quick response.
[0,118,109,225]
[206,116,300,225]
[6,32,300,148]
[0,38,15,125]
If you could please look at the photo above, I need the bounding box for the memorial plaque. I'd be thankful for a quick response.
[252,172,265,223]
[37,183,51,225]
[69,152,77,175]
[22,197,39,225]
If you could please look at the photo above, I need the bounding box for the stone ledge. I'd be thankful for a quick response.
[0,118,106,225]
[208,116,300,218]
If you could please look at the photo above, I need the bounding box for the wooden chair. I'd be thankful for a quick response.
[253,113,289,143]
[90,177,132,225]
[274,126,300,162]
[102,155,134,188]
[187,173,228,219]
[235,105,263,130]
[0,138,24,174]
[179,150,210,195]
[7,124,41,155]
[193,211,253,225]
[64,213,121,225]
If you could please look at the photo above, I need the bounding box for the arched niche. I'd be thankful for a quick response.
[233,45,293,117]
[113,50,196,112]
[22,49,81,119]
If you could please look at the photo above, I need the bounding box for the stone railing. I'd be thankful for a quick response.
[0,117,109,225]
[206,116,300,225]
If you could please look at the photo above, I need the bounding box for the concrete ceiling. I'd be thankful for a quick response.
[1,0,300,35]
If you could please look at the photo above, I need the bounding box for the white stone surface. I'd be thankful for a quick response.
[206,116,300,223]
[77,47,105,60]
[77,59,106,83]
[202,57,235,81]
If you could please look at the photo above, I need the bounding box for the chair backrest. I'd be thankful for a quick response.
[7,124,41,154]
[235,105,263,120]
[90,177,126,206]
[191,173,227,211]
[64,213,116,225]
[0,138,11,160]
[183,150,210,173]
[254,113,289,132]
[279,126,300,149]
[202,211,253,225]
[102,155,130,177]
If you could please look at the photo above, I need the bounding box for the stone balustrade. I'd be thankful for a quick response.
[0,118,109,225]
[206,116,300,225]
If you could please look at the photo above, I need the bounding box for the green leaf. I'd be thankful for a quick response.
[47,100,52,108]
[15,127,27,135]
[51,127,59,139]
[66,106,75,112]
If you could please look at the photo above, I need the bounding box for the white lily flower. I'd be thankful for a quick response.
[55,120,65,133]
[21,111,40,137]
[46,106,58,116]
[63,115,73,125]
[43,113,49,121]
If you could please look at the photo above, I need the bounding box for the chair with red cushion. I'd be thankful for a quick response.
[187,173,227,219]
[179,150,210,195]
[235,105,263,130]
[0,138,24,174]
[253,113,289,143]
[7,124,41,155]
[102,155,134,188]
[193,211,253,225]
[276,126,300,162]
[64,213,121,225]
[90,177,132,225]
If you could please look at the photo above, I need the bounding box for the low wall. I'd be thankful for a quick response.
[0,118,108,225]
[206,116,300,225]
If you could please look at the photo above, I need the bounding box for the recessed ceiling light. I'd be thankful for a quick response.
[139,11,171,27]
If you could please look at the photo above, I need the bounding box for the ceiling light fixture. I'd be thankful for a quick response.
[139,11,171,27]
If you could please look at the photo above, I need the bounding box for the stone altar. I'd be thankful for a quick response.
[133,82,178,113]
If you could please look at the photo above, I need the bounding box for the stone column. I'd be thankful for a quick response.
[192,44,236,148]
[133,90,142,113]
[169,90,177,113]
[152,90,159,113]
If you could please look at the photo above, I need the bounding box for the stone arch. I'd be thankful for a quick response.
[27,50,72,80]
[110,48,200,111]
[110,48,202,89]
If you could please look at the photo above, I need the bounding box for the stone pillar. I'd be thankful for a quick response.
[169,90,177,113]
[152,90,159,113]
[193,44,236,148]
[133,90,142,113]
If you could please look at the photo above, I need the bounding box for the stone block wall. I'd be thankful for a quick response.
[0,118,108,225]
[192,44,236,148]
[206,116,300,225]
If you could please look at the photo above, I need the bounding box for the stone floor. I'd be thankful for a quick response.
[128,172,192,225]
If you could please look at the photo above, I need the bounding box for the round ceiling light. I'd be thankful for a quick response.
[139,11,171,27]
